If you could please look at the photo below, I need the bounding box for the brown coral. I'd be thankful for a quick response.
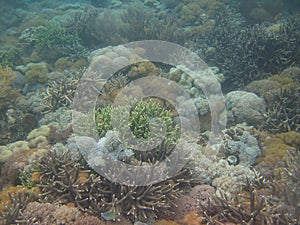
[258,131,300,165]
[0,65,20,111]
[24,64,48,84]
[128,61,160,79]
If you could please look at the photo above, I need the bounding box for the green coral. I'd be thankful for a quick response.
[95,99,179,144]
[33,24,80,49]
[0,48,22,67]
[21,23,86,60]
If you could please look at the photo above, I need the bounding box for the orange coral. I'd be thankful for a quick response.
[153,219,180,225]
[0,186,39,212]
[181,210,205,225]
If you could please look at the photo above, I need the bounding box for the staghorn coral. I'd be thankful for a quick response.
[120,7,183,44]
[261,87,300,133]
[20,22,86,61]
[199,174,297,224]
[40,77,79,113]
[196,8,300,89]
[0,189,31,225]
[29,149,186,222]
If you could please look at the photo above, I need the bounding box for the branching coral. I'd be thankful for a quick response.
[200,162,300,224]
[29,150,186,222]
[95,99,179,144]
[0,48,22,67]
[196,8,300,89]
[120,7,183,44]
[40,77,79,113]
[261,87,300,133]
[20,22,86,60]
[0,190,30,225]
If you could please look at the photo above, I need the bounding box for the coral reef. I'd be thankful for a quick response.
[225,91,266,127]
[95,99,179,146]
[0,48,22,67]
[20,22,86,61]
[29,150,185,222]
[40,76,79,113]
[128,61,160,79]
[120,7,183,44]
[200,170,299,224]
[0,107,37,145]
[241,0,283,24]
[0,66,20,111]
[261,87,300,133]
[196,8,300,89]
[24,63,48,85]
[0,188,32,225]
[169,184,216,222]
[258,131,300,165]
[23,202,81,225]
[225,131,261,167]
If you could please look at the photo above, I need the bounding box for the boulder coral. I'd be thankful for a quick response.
[24,64,48,85]
[258,131,300,165]
[225,91,266,127]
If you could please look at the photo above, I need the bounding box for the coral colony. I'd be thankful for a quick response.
[0,0,300,224]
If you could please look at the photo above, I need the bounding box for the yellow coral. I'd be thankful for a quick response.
[128,61,160,79]
[0,65,20,110]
